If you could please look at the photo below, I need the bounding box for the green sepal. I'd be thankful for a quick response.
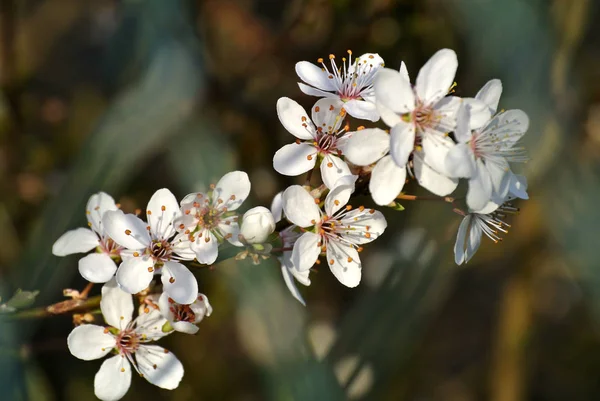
[162,321,174,333]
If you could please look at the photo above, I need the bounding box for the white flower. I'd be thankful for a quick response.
[281,185,387,287]
[372,49,491,196]
[176,171,251,265]
[67,279,182,401]
[240,206,275,244]
[445,99,529,211]
[454,200,519,265]
[52,192,121,283]
[295,51,384,121]
[274,97,355,189]
[158,292,212,335]
[278,226,311,306]
[103,189,198,305]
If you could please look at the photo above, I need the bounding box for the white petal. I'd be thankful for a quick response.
[291,232,321,271]
[389,120,415,167]
[399,61,410,83]
[433,96,461,131]
[422,134,455,177]
[157,292,176,323]
[324,184,352,216]
[79,253,118,284]
[281,264,306,306]
[298,82,338,98]
[413,150,459,196]
[52,228,99,256]
[101,277,134,328]
[320,154,352,190]
[171,321,200,335]
[339,209,387,244]
[270,192,284,222]
[377,103,402,128]
[374,68,415,114]
[136,345,184,390]
[170,233,196,260]
[344,128,390,166]
[509,174,528,199]
[86,192,118,237]
[191,293,213,320]
[295,61,337,91]
[467,161,493,211]
[282,185,321,228]
[146,188,180,240]
[496,109,530,147]
[213,171,252,212]
[115,256,154,295]
[415,48,457,104]
[135,308,169,340]
[445,143,475,178]
[487,161,510,200]
[462,98,492,129]
[342,99,380,122]
[161,261,198,304]
[454,215,470,265]
[326,242,361,288]
[219,218,243,247]
[276,97,316,140]
[311,98,344,130]
[475,79,502,114]
[273,143,317,176]
[103,211,150,250]
[190,229,218,264]
[454,102,471,143]
[369,155,406,206]
[465,217,483,263]
[94,355,131,401]
[67,325,116,361]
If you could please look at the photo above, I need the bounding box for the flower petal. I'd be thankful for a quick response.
[170,233,196,261]
[282,185,321,228]
[324,184,353,216]
[496,109,530,147]
[465,217,483,263]
[86,192,118,237]
[281,264,307,306]
[291,232,321,271]
[270,192,284,222]
[295,61,337,91]
[475,79,502,114]
[311,98,344,130]
[320,154,352,190]
[277,97,316,140]
[454,215,470,265]
[136,345,184,390]
[213,171,252,212]
[389,120,415,167]
[399,61,410,83]
[369,155,406,206]
[135,308,170,340]
[94,354,131,401]
[344,128,390,166]
[115,256,154,296]
[298,83,338,98]
[454,102,471,144]
[326,241,361,288]
[377,103,402,128]
[67,324,116,361]
[413,149,459,196]
[171,321,200,335]
[445,142,475,178]
[342,99,380,122]
[509,173,528,199]
[374,68,415,114]
[273,143,317,176]
[79,253,118,284]
[467,161,493,211]
[52,228,99,256]
[101,278,134,328]
[190,229,218,264]
[415,48,457,104]
[103,210,150,250]
[157,292,176,324]
[219,217,243,246]
[161,261,198,305]
[462,98,492,129]
[422,134,455,177]
[339,208,387,244]
[146,188,180,240]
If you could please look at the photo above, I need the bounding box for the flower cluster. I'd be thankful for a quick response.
[48,48,530,401]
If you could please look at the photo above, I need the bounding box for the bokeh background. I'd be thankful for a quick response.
[1,0,600,400]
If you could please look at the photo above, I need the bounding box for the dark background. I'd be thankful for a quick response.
[1,0,600,400]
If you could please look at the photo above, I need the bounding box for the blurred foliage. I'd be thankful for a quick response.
[1,0,600,400]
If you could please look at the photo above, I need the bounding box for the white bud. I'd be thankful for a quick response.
[240,206,276,244]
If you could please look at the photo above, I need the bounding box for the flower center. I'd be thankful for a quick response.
[195,206,223,231]
[168,298,196,323]
[99,237,122,256]
[412,102,440,133]
[116,329,140,355]
[315,132,338,154]
[149,239,172,262]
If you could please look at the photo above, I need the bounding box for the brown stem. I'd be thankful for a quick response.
[79,282,94,299]
[396,194,456,202]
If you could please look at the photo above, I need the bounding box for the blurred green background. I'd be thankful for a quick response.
[1,0,600,400]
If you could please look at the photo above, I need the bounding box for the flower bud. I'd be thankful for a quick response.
[240,206,275,244]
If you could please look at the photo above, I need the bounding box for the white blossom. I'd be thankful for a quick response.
[281,184,387,287]
[239,206,275,244]
[176,171,251,265]
[278,226,310,306]
[67,280,182,401]
[158,292,212,335]
[273,97,355,189]
[445,92,529,210]
[52,192,121,283]
[295,51,384,121]
[103,189,198,305]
